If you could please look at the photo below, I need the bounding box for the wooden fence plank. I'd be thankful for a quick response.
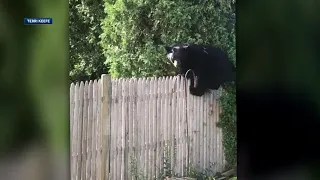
[70,83,75,180]
[143,78,150,179]
[180,76,184,176]
[109,79,114,180]
[213,92,217,173]
[87,81,93,180]
[150,77,156,180]
[203,92,208,171]
[101,75,112,180]
[174,77,180,176]
[179,76,184,176]
[132,78,138,180]
[146,78,152,179]
[159,77,165,176]
[78,82,84,180]
[181,77,187,177]
[142,77,147,178]
[199,92,204,170]
[128,78,134,180]
[74,82,80,180]
[83,81,89,180]
[110,79,117,180]
[155,77,161,179]
[169,76,176,176]
[96,80,101,180]
[123,78,129,180]
[116,79,122,180]
[163,76,169,177]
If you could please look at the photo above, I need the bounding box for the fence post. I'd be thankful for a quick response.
[100,74,112,180]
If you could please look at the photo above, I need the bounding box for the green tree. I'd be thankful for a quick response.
[100,0,235,78]
[69,0,108,82]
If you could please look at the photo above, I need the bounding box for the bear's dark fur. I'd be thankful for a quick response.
[165,43,235,96]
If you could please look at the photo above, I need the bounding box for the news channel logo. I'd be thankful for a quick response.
[24,18,53,25]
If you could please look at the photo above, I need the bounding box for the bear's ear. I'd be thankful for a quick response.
[164,46,172,53]
[182,44,189,49]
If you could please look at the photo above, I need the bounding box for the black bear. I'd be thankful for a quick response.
[165,43,235,96]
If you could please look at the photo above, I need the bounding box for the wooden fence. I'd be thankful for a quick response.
[70,74,226,180]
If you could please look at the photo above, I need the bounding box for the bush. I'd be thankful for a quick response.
[100,0,235,78]
[217,82,236,167]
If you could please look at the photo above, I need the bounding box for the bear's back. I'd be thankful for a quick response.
[190,44,235,86]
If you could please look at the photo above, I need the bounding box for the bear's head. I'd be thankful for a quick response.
[165,44,192,75]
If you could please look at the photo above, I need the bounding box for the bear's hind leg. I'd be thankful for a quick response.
[189,86,206,96]
[189,78,206,96]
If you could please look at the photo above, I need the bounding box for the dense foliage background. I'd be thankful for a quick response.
[69,0,236,168]
[69,0,107,82]
[69,0,235,80]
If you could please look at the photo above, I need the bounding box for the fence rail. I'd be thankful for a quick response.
[70,74,226,180]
